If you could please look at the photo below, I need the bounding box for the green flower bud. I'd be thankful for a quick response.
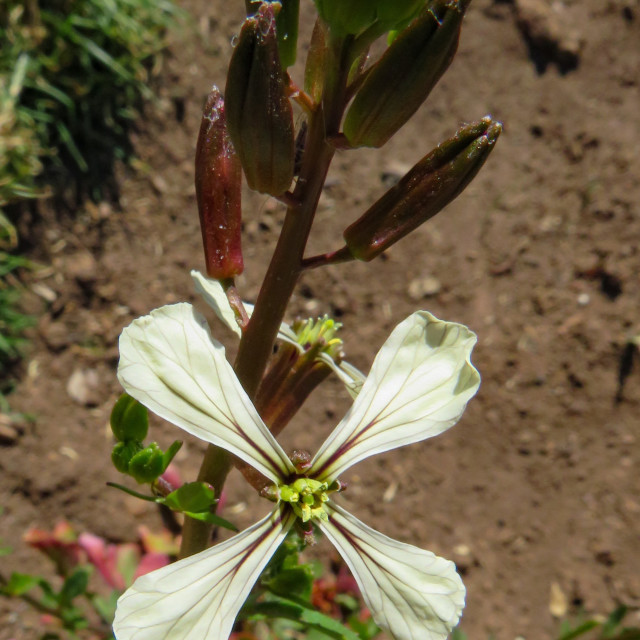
[343,117,502,261]
[314,0,424,36]
[343,0,469,148]
[225,2,295,196]
[245,0,300,68]
[279,485,299,502]
[314,0,376,36]
[110,393,148,442]
[128,443,165,484]
[111,440,143,474]
[276,0,300,68]
[195,87,244,279]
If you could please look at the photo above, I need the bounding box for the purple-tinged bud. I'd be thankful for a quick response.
[195,87,244,279]
[225,3,295,196]
[295,519,317,546]
[343,0,470,148]
[343,116,502,261]
[290,449,312,472]
[304,19,329,105]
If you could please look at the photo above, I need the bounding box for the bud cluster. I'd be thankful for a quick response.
[110,394,181,485]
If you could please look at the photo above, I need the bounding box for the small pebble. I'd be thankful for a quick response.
[0,422,19,445]
[67,368,102,407]
[408,276,442,300]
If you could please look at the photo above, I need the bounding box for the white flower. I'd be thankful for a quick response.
[191,270,365,398]
[113,304,480,640]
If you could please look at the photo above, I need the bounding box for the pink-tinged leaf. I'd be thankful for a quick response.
[138,526,180,556]
[134,552,170,581]
[25,522,82,574]
[78,533,138,591]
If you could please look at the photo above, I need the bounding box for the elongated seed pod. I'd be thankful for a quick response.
[343,117,502,261]
[343,0,469,148]
[225,3,295,196]
[195,87,244,279]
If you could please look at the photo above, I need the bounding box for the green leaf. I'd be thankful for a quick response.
[59,602,89,630]
[158,481,237,531]
[162,440,183,472]
[163,482,216,513]
[334,593,360,612]
[264,565,315,600]
[181,510,238,531]
[2,573,42,597]
[556,621,600,640]
[91,590,120,624]
[601,605,628,636]
[347,614,381,640]
[250,594,361,640]
[59,567,91,606]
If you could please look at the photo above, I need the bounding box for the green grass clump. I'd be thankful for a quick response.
[0,0,182,394]
[0,253,34,385]
[0,0,182,208]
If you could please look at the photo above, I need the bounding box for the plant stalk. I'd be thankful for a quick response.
[179,33,352,559]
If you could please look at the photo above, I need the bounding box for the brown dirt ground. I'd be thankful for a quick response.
[1,0,639,638]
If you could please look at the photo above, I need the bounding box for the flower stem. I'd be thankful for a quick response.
[180,33,352,559]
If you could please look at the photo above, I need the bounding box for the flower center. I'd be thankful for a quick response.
[276,477,341,523]
[291,316,343,361]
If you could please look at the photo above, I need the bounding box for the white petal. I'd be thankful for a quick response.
[317,354,365,399]
[191,271,363,398]
[191,270,242,337]
[191,270,291,345]
[113,506,295,640]
[118,303,295,482]
[275,322,301,349]
[311,312,479,481]
[319,503,464,640]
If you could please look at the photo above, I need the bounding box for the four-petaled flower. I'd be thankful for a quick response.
[113,303,480,640]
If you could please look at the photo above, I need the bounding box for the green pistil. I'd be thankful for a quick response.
[277,477,339,523]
